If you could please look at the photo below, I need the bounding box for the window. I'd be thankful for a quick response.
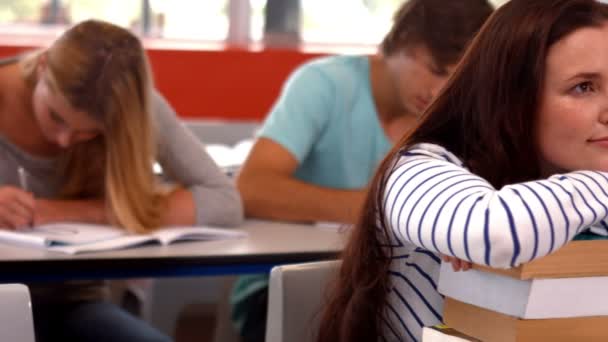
[299,0,511,45]
[0,0,43,24]
[66,0,140,29]
[1,0,513,47]
[300,0,401,45]
[0,0,229,41]
[0,0,53,36]
[258,0,512,46]
[148,0,228,40]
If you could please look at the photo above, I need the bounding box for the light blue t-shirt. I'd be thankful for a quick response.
[231,55,392,334]
[259,55,391,188]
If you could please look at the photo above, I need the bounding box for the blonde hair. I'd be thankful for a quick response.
[22,20,166,233]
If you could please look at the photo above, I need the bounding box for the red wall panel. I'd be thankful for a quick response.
[0,44,323,120]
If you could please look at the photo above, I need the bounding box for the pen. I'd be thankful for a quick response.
[18,166,29,193]
[17,166,33,229]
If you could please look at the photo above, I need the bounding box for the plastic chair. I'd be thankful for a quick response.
[0,283,36,342]
[265,260,341,342]
[140,120,258,337]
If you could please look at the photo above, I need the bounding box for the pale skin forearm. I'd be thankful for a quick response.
[237,138,366,224]
[34,188,197,227]
[34,198,107,225]
[159,188,196,226]
[237,172,366,224]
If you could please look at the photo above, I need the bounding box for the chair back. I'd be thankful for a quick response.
[0,284,35,342]
[265,260,341,342]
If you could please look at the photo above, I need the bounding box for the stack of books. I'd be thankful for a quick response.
[433,235,608,342]
[422,325,479,341]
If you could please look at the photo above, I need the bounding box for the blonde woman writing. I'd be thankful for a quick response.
[0,20,243,341]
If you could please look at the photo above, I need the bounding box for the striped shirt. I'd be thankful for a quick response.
[381,143,608,341]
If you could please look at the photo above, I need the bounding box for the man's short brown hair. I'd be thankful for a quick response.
[381,0,493,67]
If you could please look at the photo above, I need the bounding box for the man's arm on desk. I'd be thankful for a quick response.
[237,138,365,224]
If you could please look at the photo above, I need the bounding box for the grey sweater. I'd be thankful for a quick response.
[0,91,244,304]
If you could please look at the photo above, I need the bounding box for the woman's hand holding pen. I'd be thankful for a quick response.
[0,186,35,229]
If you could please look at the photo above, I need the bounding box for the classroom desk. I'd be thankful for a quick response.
[0,220,348,283]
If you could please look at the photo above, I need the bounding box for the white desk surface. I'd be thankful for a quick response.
[0,220,348,282]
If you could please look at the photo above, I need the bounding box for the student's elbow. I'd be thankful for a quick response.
[196,187,244,227]
[216,188,245,226]
[236,170,271,217]
[484,233,523,269]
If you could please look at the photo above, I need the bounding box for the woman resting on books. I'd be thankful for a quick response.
[0,20,243,341]
[317,0,608,341]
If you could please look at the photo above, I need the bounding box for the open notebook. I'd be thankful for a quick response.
[0,223,247,254]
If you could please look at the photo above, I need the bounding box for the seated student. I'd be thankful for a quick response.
[0,20,243,342]
[317,0,608,341]
[231,0,493,341]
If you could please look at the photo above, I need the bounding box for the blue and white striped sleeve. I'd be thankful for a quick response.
[383,148,608,268]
